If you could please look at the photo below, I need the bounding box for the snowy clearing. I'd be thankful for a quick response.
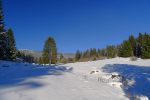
[0,57,150,100]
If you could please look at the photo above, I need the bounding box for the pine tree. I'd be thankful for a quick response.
[90,48,97,57]
[59,53,64,62]
[136,33,143,57]
[42,37,57,64]
[6,28,16,60]
[141,33,150,59]
[51,38,57,64]
[119,40,133,57]
[0,0,7,60]
[75,50,81,61]
[101,48,107,57]
[106,45,116,58]
[128,35,136,56]
[83,49,90,58]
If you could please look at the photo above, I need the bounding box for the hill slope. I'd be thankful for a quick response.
[0,58,150,100]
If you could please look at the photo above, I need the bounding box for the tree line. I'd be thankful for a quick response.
[0,0,150,64]
[75,33,150,62]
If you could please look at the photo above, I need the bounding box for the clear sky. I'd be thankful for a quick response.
[3,0,150,53]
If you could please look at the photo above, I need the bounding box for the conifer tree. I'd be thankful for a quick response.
[74,33,150,60]
[106,45,116,58]
[128,35,136,56]
[6,28,17,60]
[59,53,64,62]
[118,40,133,57]
[141,33,150,59]
[90,48,97,57]
[51,37,57,64]
[0,0,7,60]
[83,49,90,58]
[136,33,143,57]
[75,50,81,61]
[42,37,57,64]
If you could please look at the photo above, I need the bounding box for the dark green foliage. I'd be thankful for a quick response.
[0,0,7,60]
[137,33,143,45]
[74,33,150,61]
[0,33,7,60]
[106,45,117,58]
[16,51,35,63]
[75,50,82,61]
[136,33,143,57]
[0,0,17,61]
[6,28,17,60]
[82,49,90,58]
[99,48,107,57]
[25,55,34,63]
[118,40,133,57]
[128,35,136,56]
[141,33,150,59]
[42,37,57,64]
[118,33,150,59]
[90,48,98,58]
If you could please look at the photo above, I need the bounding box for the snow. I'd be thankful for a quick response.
[0,57,150,100]
[109,82,123,88]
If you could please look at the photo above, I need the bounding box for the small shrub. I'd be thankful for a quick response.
[130,56,137,61]
[61,58,67,64]
[67,58,74,63]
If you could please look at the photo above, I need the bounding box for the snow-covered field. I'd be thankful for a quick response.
[0,57,150,100]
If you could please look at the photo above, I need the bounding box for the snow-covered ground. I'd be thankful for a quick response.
[0,57,150,100]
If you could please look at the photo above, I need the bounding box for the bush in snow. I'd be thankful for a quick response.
[130,56,138,61]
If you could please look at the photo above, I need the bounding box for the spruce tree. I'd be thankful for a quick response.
[90,48,97,57]
[75,50,81,61]
[141,33,150,59]
[0,0,7,60]
[106,45,116,58]
[136,33,143,57]
[51,37,57,64]
[59,53,64,62]
[128,35,136,56]
[119,40,133,57]
[6,28,16,60]
[84,49,90,58]
[42,37,57,64]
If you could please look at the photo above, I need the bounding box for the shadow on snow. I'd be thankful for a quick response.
[0,63,73,90]
[102,64,150,99]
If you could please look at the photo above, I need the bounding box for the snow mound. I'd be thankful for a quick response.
[134,95,149,100]
[109,82,123,88]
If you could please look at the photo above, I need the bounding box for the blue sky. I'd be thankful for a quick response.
[3,0,150,53]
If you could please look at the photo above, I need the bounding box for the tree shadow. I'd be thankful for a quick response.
[0,63,73,90]
[102,64,150,99]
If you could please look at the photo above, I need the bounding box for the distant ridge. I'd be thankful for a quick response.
[19,49,75,58]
